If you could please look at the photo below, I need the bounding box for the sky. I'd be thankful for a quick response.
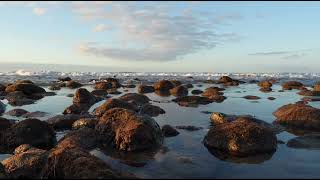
[0,1,319,73]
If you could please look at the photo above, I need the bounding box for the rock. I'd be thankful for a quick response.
[175,126,203,131]
[204,80,217,84]
[191,89,203,95]
[162,125,179,137]
[94,82,112,90]
[95,108,163,151]
[15,80,34,84]
[260,87,272,93]
[258,81,273,88]
[0,117,15,131]
[66,94,74,97]
[5,91,35,106]
[243,95,261,100]
[63,103,91,115]
[278,90,285,92]
[21,111,49,118]
[223,81,239,86]
[45,92,56,96]
[58,77,72,82]
[282,81,304,90]
[268,97,276,100]
[202,87,224,99]
[65,81,83,89]
[218,76,233,83]
[298,90,320,96]
[184,84,194,89]
[0,163,6,179]
[0,119,56,153]
[169,85,188,97]
[0,101,5,115]
[5,83,45,95]
[48,84,61,91]
[91,90,109,98]
[140,104,165,117]
[0,84,6,92]
[2,145,48,179]
[94,99,139,117]
[72,118,98,130]
[172,96,213,107]
[249,80,260,84]
[73,88,97,105]
[118,93,150,106]
[287,134,320,150]
[154,90,171,97]
[103,78,122,88]
[107,88,122,95]
[137,85,155,94]
[314,82,320,92]
[203,118,277,156]
[153,80,174,91]
[302,97,320,102]
[170,80,182,87]
[47,114,94,131]
[123,84,136,88]
[273,103,320,130]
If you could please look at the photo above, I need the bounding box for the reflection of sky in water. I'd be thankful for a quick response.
[1,83,320,178]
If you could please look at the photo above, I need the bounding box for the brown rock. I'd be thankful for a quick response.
[0,117,14,131]
[258,81,272,88]
[282,81,304,90]
[5,83,45,95]
[314,82,320,92]
[48,84,61,91]
[191,89,203,95]
[140,104,165,117]
[137,85,155,94]
[91,89,109,98]
[66,81,83,89]
[162,125,179,137]
[73,88,97,105]
[47,114,94,131]
[5,91,35,106]
[118,93,150,105]
[58,77,72,82]
[170,80,182,87]
[243,95,261,100]
[95,108,163,151]
[21,111,49,118]
[153,80,174,91]
[260,87,272,93]
[63,103,91,115]
[204,118,277,156]
[72,118,98,130]
[123,84,136,88]
[202,87,224,99]
[107,88,122,95]
[94,99,139,117]
[218,76,233,83]
[172,96,213,107]
[170,85,188,97]
[298,90,320,96]
[94,82,112,90]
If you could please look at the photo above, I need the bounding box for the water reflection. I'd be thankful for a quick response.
[287,134,320,150]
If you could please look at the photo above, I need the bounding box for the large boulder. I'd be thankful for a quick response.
[282,81,304,90]
[65,81,83,89]
[94,99,139,117]
[137,85,155,94]
[140,104,165,117]
[153,80,174,91]
[203,118,277,156]
[73,88,97,105]
[2,145,48,179]
[169,85,188,97]
[5,91,35,106]
[273,103,320,130]
[170,80,182,87]
[95,108,163,151]
[5,83,45,95]
[172,96,213,107]
[0,119,56,153]
[118,93,150,106]
[47,114,94,131]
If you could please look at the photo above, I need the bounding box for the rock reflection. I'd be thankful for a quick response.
[287,134,320,150]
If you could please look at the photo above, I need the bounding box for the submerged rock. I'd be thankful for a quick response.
[172,96,213,107]
[204,118,277,157]
[0,119,56,154]
[162,125,179,137]
[137,85,155,94]
[94,99,139,117]
[273,103,320,130]
[95,108,163,151]
[153,80,174,91]
[175,125,203,131]
[268,97,276,100]
[243,95,261,100]
[140,104,165,117]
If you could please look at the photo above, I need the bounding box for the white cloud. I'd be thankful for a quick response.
[32,7,47,16]
[93,24,110,32]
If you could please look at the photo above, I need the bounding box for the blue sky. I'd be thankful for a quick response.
[0,1,319,72]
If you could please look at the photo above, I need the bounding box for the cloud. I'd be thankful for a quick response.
[93,24,111,32]
[74,2,242,61]
[248,49,312,60]
[32,7,47,15]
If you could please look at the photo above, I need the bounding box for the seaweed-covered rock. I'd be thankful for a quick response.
[95,108,163,151]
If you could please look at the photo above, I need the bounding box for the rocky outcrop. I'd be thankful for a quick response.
[95,108,163,151]
[203,118,277,156]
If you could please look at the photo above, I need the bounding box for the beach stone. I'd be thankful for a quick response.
[47,114,94,131]
[140,104,165,117]
[243,95,261,100]
[137,85,155,94]
[5,83,45,95]
[94,99,139,117]
[170,85,188,97]
[94,82,113,90]
[58,77,72,82]
[48,84,61,91]
[72,118,98,130]
[162,125,179,137]
[21,111,48,118]
[191,89,203,95]
[66,81,83,89]
[95,108,163,151]
[273,103,320,130]
[119,93,150,106]
[258,81,273,88]
[282,81,304,90]
[268,97,276,100]
[153,80,174,91]
[91,89,109,98]
[172,96,213,107]
[0,119,56,154]
[2,145,48,179]
[204,118,277,156]
[170,80,182,87]
[5,91,35,106]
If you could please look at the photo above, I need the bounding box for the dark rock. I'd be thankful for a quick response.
[0,119,56,153]
[175,125,203,131]
[172,96,213,107]
[260,87,272,93]
[95,108,163,151]
[137,85,155,94]
[273,103,320,130]
[123,84,136,88]
[314,82,320,92]
[5,83,45,95]
[170,80,182,87]
[282,81,304,90]
[73,88,97,105]
[203,118,277,157]
[65,81,83,89]
[0,117,15,131]
[22,111,49,118]
[48,84,61,91]
[243,95,261,100]
[298,90,320,96]
[0,101,5,115]
[58,77,72,82]
[47,114,94,131]
[218,76,233,83]
[154,90,171,97]
[162,125,179,137]
[91,89,109,98]
[94,82,112,90]
[72,118,98,130]
[140,104,165,117]
[268,97,276,100]
[153,80,174,91]
[0,84,6,92]
[107,88,122,95]
[66,94,74,97]
[63,103,91,115]
[15,80,34,84]
[184,84,194,89]
[258,81,273,88]
[119,93,150,105]
[94,99,139,117]
[169,85,188,97]
[191,89,203,95]
[5,91,35,106]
